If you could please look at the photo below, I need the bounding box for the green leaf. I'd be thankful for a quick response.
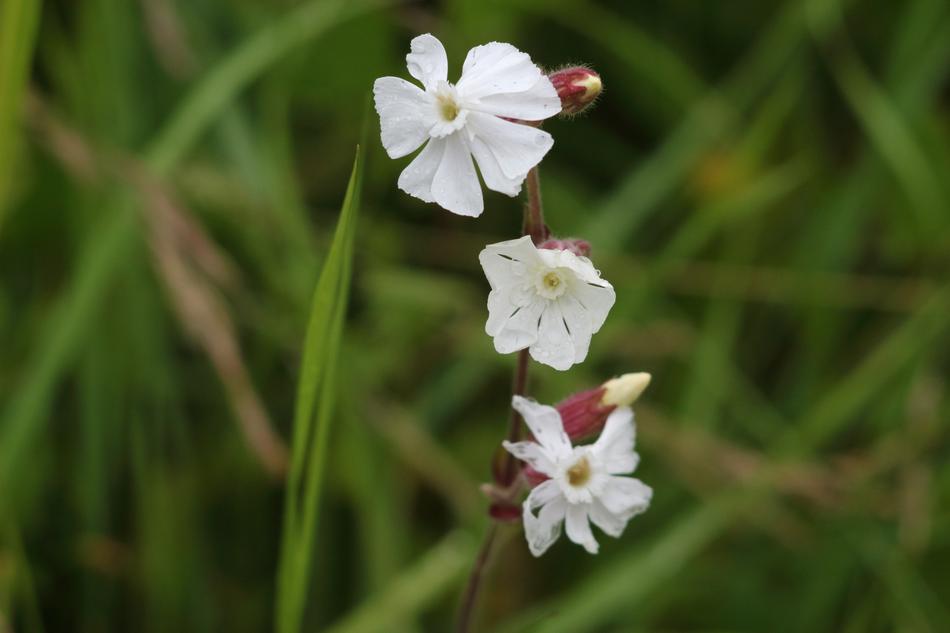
[275,146,363,633]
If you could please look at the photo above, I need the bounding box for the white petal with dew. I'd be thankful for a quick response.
[564,504,599,554]
[486,293,543,354]
[431,133,482,217]
[588,499,627,538]
[569,276,616,333]
[523,481,566,557]
[373,77,434,159]
[406,34,447,91]
[600,476,652,519]
[466,112,553,180]
[502,440,556,477]
[557,293,594,366]
[591,407,638,475]
[469,133,523,197]
[458,42,545,99]
[511,396,572,460]
[472,76,561,121]
[530,302,576,371]
[478,236,541,289]
[397,139,446,203]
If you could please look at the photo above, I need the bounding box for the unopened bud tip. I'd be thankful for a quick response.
[601,373,651,407]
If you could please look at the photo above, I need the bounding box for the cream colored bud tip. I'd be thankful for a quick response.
[601,373,651,407]
[575,74,602,99]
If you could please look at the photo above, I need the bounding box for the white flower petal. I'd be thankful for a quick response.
[469,134,523,197]
[526,478,562,511]
[466,112,553,180]
[431,133,482,217]
[588,499,627,538]
[591,407,639,475]
[397,138,446,203]
[486,293,544,354]
[373,77,434,159]
[529,302,576,371]
[523,480,565,557]
[502,440,556,476]
[557,293,594,365]
[600,476,652,519]
[564,504,599,554]
[471,76,561,121]
[478,236,542,289]
[511,396,572,460]
[570,278,616,333]
[406,34,447,91]
[457,42,545,99]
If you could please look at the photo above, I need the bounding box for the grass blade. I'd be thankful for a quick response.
[275,147,363,633]
[0,0,42,229]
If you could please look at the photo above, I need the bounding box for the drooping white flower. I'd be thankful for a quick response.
[503,396,651,556]
[479,235,615,371]
[373,34,561,217]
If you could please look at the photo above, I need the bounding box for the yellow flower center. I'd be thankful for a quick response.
[566,456,591,487]
[438,94,460,121]
[542,271,561,291]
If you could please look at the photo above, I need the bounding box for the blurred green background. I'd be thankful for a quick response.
[1,0,949,631]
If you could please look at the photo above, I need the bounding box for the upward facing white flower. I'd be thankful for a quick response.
[479,236,615,371]
[373,34,561,217]
[503,396,652,556]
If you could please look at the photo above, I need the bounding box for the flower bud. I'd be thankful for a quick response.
[539,237,591,257]
[602,372,651,407]
[548,66,602,116]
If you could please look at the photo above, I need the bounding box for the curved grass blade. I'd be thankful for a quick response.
[275,147,363,633]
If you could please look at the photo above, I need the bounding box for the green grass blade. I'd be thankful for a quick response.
[275,147,363,633]
[0,0,42,230]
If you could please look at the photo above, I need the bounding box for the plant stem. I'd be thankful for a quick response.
[455,166,547,633]
[501,349,530,484]
[523,166,546,244]
[455,525,497,633]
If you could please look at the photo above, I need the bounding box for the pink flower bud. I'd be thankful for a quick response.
[548,66,602,116]
[558,386,613,440]
[539,237,591,257]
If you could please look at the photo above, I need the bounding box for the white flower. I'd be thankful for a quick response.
[503,396,652,556]
[373,34,561,217]
[479,235,615,371]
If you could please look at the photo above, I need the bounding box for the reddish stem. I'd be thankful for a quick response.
[455,166,546,633]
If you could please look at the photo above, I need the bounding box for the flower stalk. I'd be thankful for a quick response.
[523,166,547,245]
[457,161,547,633]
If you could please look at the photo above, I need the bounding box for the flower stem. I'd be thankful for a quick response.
[501,349,530,483]
[455,166,547,633]
[523,166,546,244]
[455,524,497,633]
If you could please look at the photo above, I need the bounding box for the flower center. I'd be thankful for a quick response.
[566,456,591,487]
[437,93,460,121]
[429,81,467,138]
[535,269,568,299]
